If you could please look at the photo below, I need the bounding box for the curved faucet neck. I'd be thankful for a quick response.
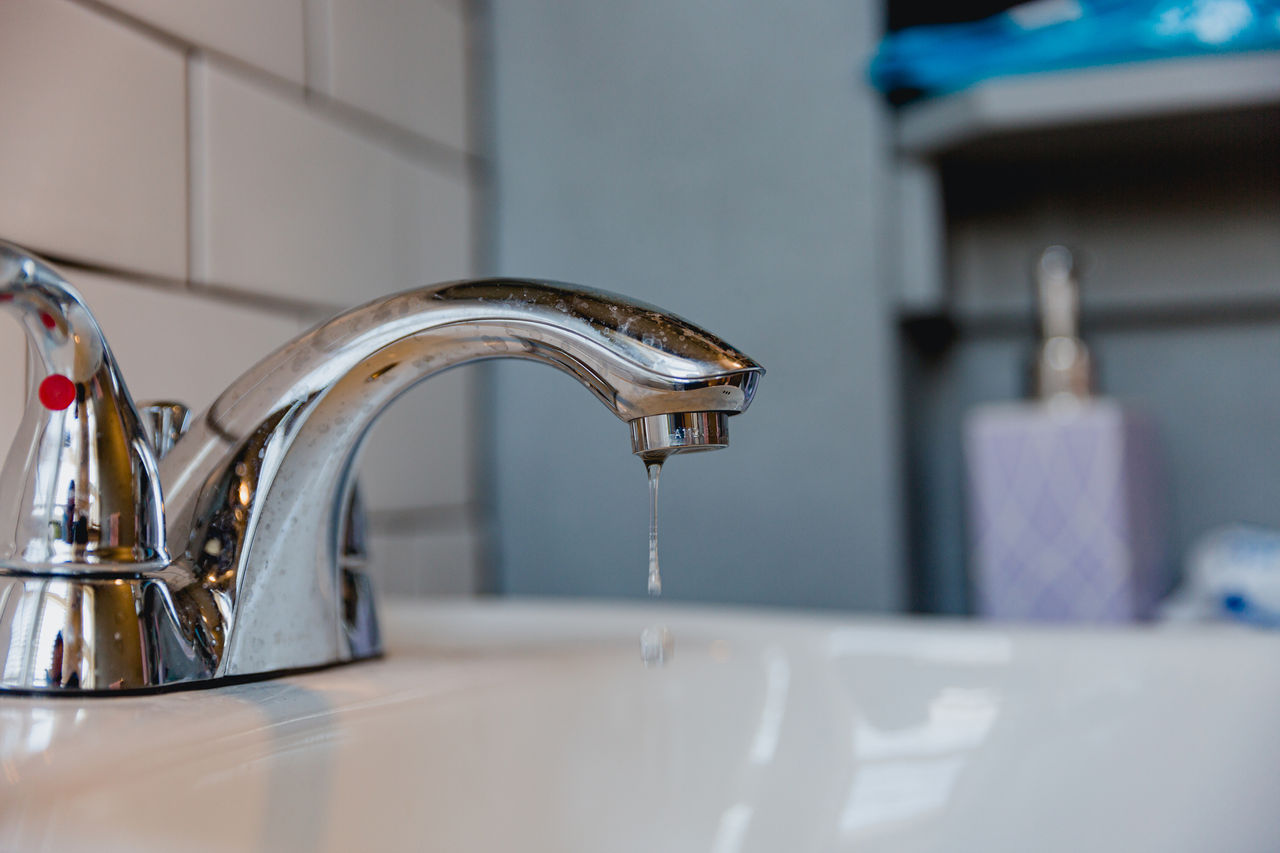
[160,279,761,675]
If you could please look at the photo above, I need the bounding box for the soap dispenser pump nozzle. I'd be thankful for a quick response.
[1030,245,1093,404]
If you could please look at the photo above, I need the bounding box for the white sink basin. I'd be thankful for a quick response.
[4,600,1279,851]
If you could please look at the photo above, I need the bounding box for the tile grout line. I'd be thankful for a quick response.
[300,0,313,95]
[185,52,203,291]
[302,0,332,96]
[465,0,499,595]
[296,73,481,182]
[368,503,479,535]
[29,248,340,321]
[66,0,191,53]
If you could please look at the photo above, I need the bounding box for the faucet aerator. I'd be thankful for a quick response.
[630,411,729,461]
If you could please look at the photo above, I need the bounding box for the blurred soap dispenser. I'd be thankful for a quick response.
[963,247,1166,622]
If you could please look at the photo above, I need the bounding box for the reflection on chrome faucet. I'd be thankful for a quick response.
[0,241,763,694]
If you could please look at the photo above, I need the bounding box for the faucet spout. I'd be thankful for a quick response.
[0,251,763,692]
[160,279,762,677]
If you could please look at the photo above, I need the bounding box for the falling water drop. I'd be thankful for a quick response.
[640,624,673,666]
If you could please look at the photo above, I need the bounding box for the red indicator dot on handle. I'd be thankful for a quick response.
[39,312,56,329]
[38,375,76,411]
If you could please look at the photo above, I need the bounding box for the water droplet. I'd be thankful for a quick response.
[640,625,673,667]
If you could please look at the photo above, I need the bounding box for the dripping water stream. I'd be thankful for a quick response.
[640,459,673,666]
[646,460,662,596]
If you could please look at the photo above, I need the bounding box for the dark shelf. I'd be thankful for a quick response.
[895,53,1280,162]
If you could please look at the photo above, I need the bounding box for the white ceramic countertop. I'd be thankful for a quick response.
[4,599,1279,852]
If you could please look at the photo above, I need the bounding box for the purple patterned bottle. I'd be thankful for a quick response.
[963,248,1168,622]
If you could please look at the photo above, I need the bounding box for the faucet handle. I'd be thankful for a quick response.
[0,242,168,570]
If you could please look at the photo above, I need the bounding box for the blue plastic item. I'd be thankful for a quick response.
[869,0,1280,99]
[1222,591,1280,627]
[1161,525,1280,628]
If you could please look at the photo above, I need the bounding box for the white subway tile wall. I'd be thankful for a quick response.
[0,0,187,277]
[96,0,307,85]
[359,366,476,512]
[193,60,473,305]
[325,0,470,151]
[0,0,479,597]
[73,271,307,404]
[367,525,480,597]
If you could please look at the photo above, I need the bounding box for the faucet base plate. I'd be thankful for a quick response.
[0,652,384,698]
[0,564,382,695]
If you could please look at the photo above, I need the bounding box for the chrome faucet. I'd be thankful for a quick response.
[0,242,762,693]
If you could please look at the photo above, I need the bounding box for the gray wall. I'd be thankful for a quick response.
[482,1,904,610]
